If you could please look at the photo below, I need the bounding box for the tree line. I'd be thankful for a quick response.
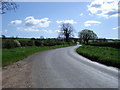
[59,23,98,44]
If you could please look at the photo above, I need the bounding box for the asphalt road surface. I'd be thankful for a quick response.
[31,45,118,88]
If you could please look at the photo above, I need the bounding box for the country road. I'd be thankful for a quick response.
[32,45,118,88]
[3,45,118,88]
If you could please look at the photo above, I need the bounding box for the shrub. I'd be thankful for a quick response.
[2,40,17,49]
[19,40,34,47]
[34,40,42,46]
[89,42,120,48]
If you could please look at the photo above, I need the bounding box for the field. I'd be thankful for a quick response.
[2,44,75,66]
[76,45,119,68]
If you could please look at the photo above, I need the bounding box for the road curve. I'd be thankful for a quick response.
[31,45,118,88]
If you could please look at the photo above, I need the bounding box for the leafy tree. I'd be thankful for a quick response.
[31,38,35,40]
[0,0,18,14]
[1,35,6,38]
[59,23,74,42]
[40,36,44,39]
[78,29,98,44]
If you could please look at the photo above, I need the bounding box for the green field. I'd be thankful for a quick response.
[2,44,75,66]
[76,45,119,68]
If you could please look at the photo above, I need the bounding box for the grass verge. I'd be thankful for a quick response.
[76,45,120,68]
[2,44,75,67]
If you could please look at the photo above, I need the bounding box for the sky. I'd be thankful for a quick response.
[2,0,119,39]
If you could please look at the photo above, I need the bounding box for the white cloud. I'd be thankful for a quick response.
[85,20,101,24]
[58,25,61,28]
[56,20,77,24]
[113,26,120,30]
[80,13,83,16]
[43,29,61,33]
[55,30,62,33]
[11,16,52,32]
[25,16,51,27]
[88,0,119,17]
[10,20,22,25]
[17,27,40,32]
[84,23,91,27]
[84,20,101,27]
[17,26,61,34]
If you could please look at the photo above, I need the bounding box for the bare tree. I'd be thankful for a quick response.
[0,0,18,14]
[59,23,74,42]
[78,29,98,44]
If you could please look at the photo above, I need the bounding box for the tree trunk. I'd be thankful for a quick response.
[86,39,89,44]
[66,35,69,42]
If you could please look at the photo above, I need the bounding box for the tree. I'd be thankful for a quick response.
[40,36,44,39]
[78,29,98,44]
[0,0,18,14]
[1,35,6,38]
[31,38,35,40]
[59,23,74,42]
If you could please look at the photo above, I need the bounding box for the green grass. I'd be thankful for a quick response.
[76,45,119,68]
[2,44,75,66]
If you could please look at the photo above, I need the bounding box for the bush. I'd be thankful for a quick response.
[89,42,120,48]
[43,41,55,46]
[2,38,71,49]
[34,40,42,46]
[42,40,66,46]
[19,40,34,47]
[2,40,17,49]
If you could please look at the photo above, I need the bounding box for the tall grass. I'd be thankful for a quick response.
[76,45,119,68]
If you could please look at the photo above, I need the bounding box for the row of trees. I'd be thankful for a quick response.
[59,23,98,44]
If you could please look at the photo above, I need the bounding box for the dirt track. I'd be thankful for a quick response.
[2,52,36,88]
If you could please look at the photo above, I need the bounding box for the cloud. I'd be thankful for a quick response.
[84,20,101,27]
[84,23,91,27]
[55,30,62,33]
[17,26,61,34]
[56,20,77,24]
[88,0,119,17]
[11,16,52,32]
[113,26,120,30]
[85,21,101,24]
[43,29,61,33]
[10,20,22,25]
[24,16,51,27]
[58,25,61,28]
[80,13,83,16]
[17,27,40,32]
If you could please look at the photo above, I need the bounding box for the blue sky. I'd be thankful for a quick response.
[2,0,119,39]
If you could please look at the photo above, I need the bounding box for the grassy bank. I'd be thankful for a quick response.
[76,45,119,68]
[2,44,75,66]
